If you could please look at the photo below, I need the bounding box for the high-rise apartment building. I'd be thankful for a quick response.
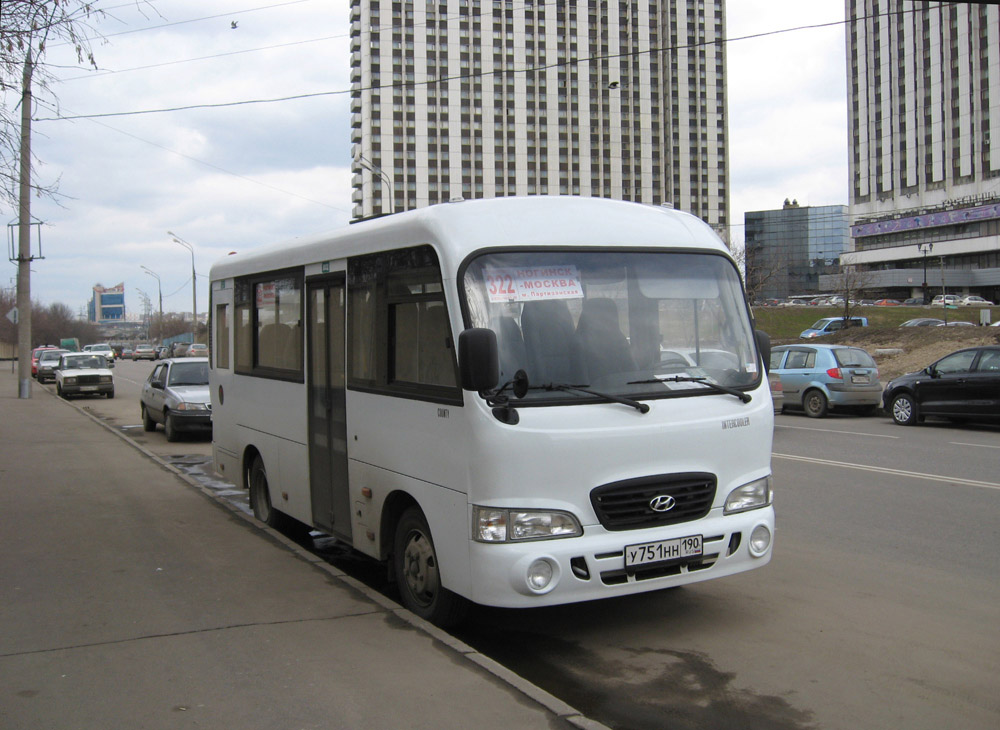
[745,200,849,302]
[840,0,1000,302]
[349,0,730,240]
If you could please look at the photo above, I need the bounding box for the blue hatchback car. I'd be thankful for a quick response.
[770,344,882,417]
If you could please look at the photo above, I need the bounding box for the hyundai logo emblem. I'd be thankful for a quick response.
[649,495,676,513]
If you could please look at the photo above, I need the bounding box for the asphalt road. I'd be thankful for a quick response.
[41,360,1000,730]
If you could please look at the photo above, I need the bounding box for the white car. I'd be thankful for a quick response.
[959,295,994,306]
[56,352,115,399]
[931,294,961,306]
[86,343,116,368]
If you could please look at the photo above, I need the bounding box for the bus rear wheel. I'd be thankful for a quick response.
[393,506,467,627]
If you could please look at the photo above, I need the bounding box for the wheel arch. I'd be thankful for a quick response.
[380,490,419,565]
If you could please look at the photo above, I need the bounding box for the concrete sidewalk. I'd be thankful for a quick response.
[0,369,604,730]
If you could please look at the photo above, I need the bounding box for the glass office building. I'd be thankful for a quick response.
[744,201,849,302]
[88,283,126,324]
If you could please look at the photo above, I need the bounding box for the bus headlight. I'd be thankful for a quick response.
[473,507,582,542]
[724,477,772,514]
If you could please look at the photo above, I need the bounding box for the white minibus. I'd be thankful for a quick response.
[209,196,775,625]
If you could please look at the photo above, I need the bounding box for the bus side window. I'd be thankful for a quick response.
[215,303,230,369]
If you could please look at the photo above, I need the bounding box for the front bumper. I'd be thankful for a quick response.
[466,505,774,608]
[62,383,113,397]
[169,410,212,432]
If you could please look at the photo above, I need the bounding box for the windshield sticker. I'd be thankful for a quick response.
[484,266,584,303]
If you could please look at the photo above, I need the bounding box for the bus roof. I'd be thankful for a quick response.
[209,196,730,281]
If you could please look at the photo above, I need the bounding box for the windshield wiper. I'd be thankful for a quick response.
[538,382,650,414]
[628,376,752,403]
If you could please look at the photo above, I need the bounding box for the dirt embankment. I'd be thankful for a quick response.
[773,326,1000,382]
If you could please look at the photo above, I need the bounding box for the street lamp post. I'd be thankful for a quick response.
[355,154,394,215]
[141,265,163,343]
[168,231,197,345]
[135,288,151,340]
[918,243,933,304]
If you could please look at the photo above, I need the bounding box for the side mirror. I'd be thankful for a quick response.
[458,328,499,392]
[151,380,165,390]
[756,330,772,374]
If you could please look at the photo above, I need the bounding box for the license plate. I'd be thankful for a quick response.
[80,385,98,391]
[851,374,870,384]
[625,535,703,569]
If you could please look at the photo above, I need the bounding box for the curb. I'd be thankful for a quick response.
[41,384,609,730]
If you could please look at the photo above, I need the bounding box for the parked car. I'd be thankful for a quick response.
[900,318,944,327]
[937,321,975,327]
[959,295,994,307]
[770,344,882,418]
[874,298,902,306]
[140,357,212,441]
[902,297,925,306]
[883,346,1000,426]
[31,345,61,377]
[186,343,208,357]
[931,294,961,306]
[170,342,190,358]
[132,344,157,360]
[799,316,868,339]
[55,352,115,399]
[87,343,116,368]
[35,349,70,383]
[155,345,170,359]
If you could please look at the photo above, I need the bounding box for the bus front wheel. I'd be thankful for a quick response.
[393,506,467,627]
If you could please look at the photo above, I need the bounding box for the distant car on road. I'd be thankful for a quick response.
[883,346,1000,426]
[55,352,115,399]
[36,349,70,383]
[900,318,944,327]
[87,343,116,367]
[185,343,208,357]
[770,344,882,418]
[132,344,157,360]
[140,357,212,441]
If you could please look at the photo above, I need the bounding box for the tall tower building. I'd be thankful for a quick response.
[842,0,1000,302]
[349,0,730,241]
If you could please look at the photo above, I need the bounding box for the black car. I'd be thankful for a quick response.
[883,346,1000,426]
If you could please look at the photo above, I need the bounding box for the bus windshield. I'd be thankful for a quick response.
[462,250,760,403]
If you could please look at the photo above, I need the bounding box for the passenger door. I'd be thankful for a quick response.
[915,350,977,416]
[306,276,351,541]
[775,347,815,405]
[967,349,1000,419]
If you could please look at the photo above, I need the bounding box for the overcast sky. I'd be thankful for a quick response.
[2,0,847,319]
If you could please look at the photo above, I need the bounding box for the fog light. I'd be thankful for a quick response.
[526,559,554,592]
[748,525,771,557]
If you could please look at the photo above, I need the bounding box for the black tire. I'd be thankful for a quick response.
[106,388,115,399]
[393,506,468,627]
[802,389,828,418]
[164,412,179,442]
[890,392,919,426]
[141,404,156,432]
[57,383,66,398]
[247,455,301,536]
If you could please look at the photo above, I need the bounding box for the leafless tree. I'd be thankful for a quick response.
[1,0,105,210]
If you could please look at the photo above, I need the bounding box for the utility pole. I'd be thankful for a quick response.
[16,51,34,399]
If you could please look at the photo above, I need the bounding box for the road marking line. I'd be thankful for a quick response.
[949,441,1000,450]
[775,424,899,439]
[773,453,1000,491]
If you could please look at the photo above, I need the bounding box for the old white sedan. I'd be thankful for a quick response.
[55,352,115,399]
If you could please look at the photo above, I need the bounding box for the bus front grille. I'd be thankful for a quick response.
[590,473,716,531]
